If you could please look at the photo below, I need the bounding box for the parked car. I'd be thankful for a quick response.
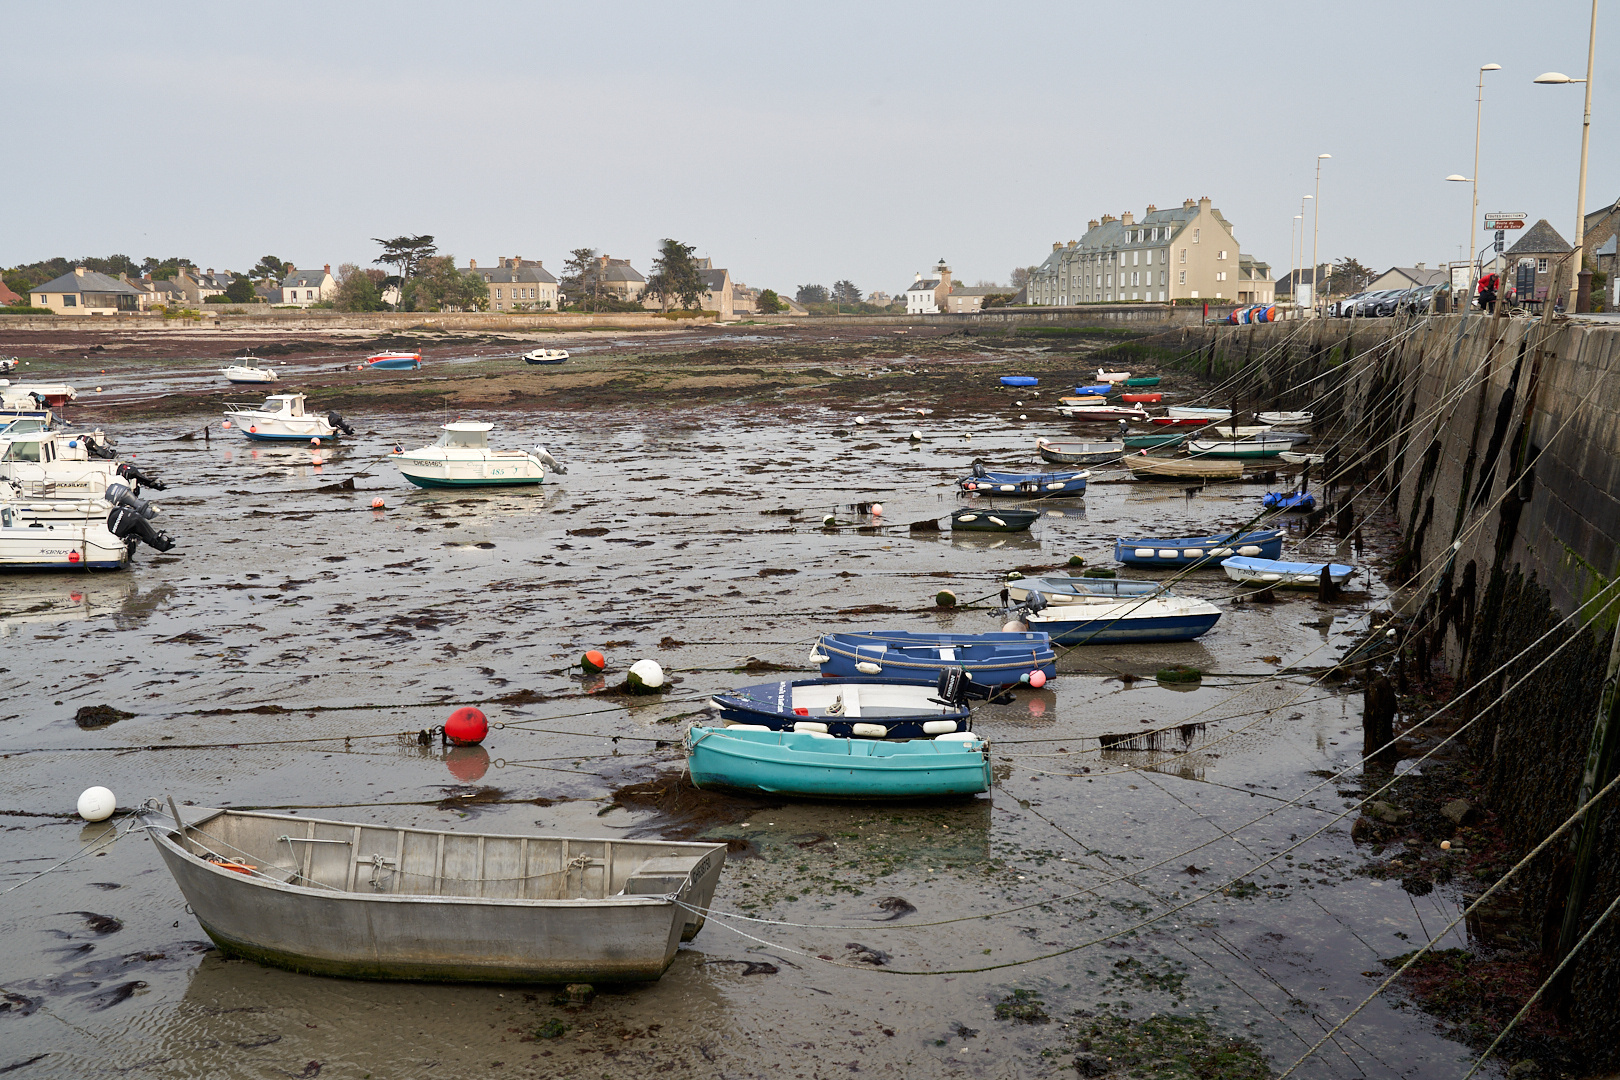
[1330,292,1368,317]
[1369,290,1411,317]
[1398,283,1449,315]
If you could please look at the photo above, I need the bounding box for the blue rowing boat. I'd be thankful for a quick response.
[1003,576,1161,604]
[1000,375,1038,387]
[1113,528,1283,569]
[958,467,1088,499]
[1262,491,1316,512]
[685,726,991,799]
[1073,384,1112,395]
[1019,594,1222,644]
[1222,555,1355,588]
[814,631,1054,687]
[711,678,971,739]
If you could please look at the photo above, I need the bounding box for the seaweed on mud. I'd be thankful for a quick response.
[993,989,1049,1024]
[1058,1009,1273,1079]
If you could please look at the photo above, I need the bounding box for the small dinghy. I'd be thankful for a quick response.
[1114,528,1284,568]
[1012,592,1221,645]
[1096,368,1131,383]
[958,465,1088,498]
[710,676,972,739]
[523,348,570,365]
[814,631,1054,686]
[220,363,277,385]
[1036,438,1125,465]
[1167,406,1232,420]
[1262,490,1316,512]
[1073,384,1112,396]
[1147,416,1212,427]
[1119,392,1163,404]
[1004,576,1161,605]
[1203,425,1310,441]
[1123,431,1193,449]
[146,805,726,983]
[1222,555,1355,588]
[1257,411,1313,425]
[685,726,991,799]
[999,375,1039,387]
[1125,457,1244,480]
[1186,438,1290,459]
[951,507,1038,531]
[1123,376,1161,387]
[1056,403,1149,421]
[364,351,422,370]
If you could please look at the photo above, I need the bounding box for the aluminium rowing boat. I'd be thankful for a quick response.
[1036,439,1125,465]
[147,806,726,983]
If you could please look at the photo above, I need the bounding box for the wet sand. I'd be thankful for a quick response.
[0,326,1490,1078]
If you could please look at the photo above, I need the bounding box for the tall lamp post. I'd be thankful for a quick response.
[1535,0,1598,312]
[1449,64,1501,311]
[1310,154,1331,314]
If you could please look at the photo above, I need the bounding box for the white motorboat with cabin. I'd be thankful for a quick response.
[221,362,278,385]
[223,393,355,443]
[0,381,76,408]
[0,428,159,497]
[523,348,570,364]
[0,506,131,570]
[394,422,560,489]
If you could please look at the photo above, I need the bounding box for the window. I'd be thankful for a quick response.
[1106,274,1112,286]
[1179,249,1187,264]
[1216,272,1226,282]
[63,294,76,307]
[1179,270,1187,284]
[1193,229,1200,244]
[1145,250,1152,265]
[1132,251,1139,266]
[1131,272,1139,286]
[1538,258,1549,272]
[1160,270,1166,286]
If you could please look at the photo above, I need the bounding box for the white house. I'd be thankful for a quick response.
[280,264,336,306]
[903,259,953,314]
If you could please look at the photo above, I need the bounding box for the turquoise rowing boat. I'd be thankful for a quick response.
[684,726,990,799]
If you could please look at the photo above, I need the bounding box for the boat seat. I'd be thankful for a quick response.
[619,855,707,897]
[840,686,861,717]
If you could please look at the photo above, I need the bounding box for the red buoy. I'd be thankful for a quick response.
[444,706,488,746]
[581,650,607,674]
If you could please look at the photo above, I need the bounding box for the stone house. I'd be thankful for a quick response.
[1026,196,1271,305]
[1365,263,1449,293]
[464,257,559,311]
[588,256,645,303]
[943,286,1012,314]
[29,267,142,315]
[279,265,336,306]
[176,267,232,305]
[903,260,953,314]
[1504,220,1572,304]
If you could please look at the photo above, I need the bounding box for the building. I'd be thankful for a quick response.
[29,267,142,315]
[1026,196,1271,305]
[1365,263,1450,293]
[465,257,559,311]
[943,286,1012,314]
[175,267,232,305]
[1504,219,1572,305]
[279,264,336,306]
[0,280,23,307]
[651,257,734,317]
[1275,265,1326,304]
[1581,199,1620,272]
[903,260,953,314]
[589,256,645,303]
[867,290,893,307]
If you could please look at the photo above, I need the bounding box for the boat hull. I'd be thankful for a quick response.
[686,727,991,799]
[1222,556,1354,588]
[1033,609,1220,645]
[400,472,544,489]
[0,527,130,571]
[1114,530,1284,568]
[150,809,725,984]
[951,508,1037,531]
[713,678,971,739]
[816,631,1054,686]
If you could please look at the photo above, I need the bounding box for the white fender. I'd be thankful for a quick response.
[851,723,889,738]
[922,720,959,735]
[793,721,830,733]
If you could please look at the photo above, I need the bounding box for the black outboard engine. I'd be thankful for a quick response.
[82,435,118,460]
[971,460,988,479]
[107,505,175,552]
[103,482,157,520]
[116,461,166,491]
[326,411,355,436]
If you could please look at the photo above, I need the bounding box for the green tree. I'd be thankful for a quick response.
[560,247,600,312]
[333,264,385,311]
[372,235,439,280]
[224,274,258,303]
[1330,257,1374,295]
[251,255,289,282]
[646,238,704,311]
[830,280,861,305]
[405,256,488,312]
[796,283,828,304]
[756,288,786,314]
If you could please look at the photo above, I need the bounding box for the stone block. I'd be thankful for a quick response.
[1441,798,1474,826]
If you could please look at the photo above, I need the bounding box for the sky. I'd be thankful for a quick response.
[1,1,1611,294]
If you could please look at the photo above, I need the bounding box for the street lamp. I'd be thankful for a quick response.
[1453,63,1501,313]
[1291,195,1312,307]
[1310,155,1330,314]
[1534,0,1598,311]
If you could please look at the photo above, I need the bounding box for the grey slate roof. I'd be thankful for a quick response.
[1597,236,1617,257]
[699,268,728,292]
[951,286,1012,296]
[1507,219,1572,255]
[598,260,644,283]
[281,268,330,287]
[1377,266,1448,287]
[463,265,559,284]
[905,278,941,293]
[31,270,142,295]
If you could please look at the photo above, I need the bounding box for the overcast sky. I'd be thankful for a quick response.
[2,1,1611,293]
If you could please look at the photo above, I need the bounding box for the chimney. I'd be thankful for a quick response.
[1183,198,1196,210]
[514,255,522,266]
[1067,240,1077,249]
[323,264,330,276]
[75,266,86,276]
[143,272,152,283]
[1053,242,1062,251]
[1122,211,1135,227]
[1088,220,1099,229]
[1146,204,1157,213]
[207,268,215,276]
[914,271,923,282]
[470,259,477,269]
[1415,261,1426,270]
[1197,196,1211,211]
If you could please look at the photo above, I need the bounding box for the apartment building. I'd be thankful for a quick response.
[465,257,560,311]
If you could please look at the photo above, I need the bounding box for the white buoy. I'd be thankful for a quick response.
[823,514,837,527]
[77,786,116,822]
[855,417,869,425]
[910,431,923,441]
[1015,401,1023,407]
[871,503,884,516]
[628,658,665,690]
[1002,620,1030,633]
[1019,414,1028,420]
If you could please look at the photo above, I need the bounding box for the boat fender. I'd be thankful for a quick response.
[987,516,1006,527]
[957,514,978,522]
[851,723,889,738]
[1238,545,1262,556]
[922,720,959,735]
[1211,547,1233,557]
[1158,549,1179,559]
[1134,548,1155,558]
[249,426,257,433]
[934,732,981,743]
[1184,548,1203,558]
[855,661,882,675]
[724,723,772,731]
[793,721,830,734]
[807,651,830,665]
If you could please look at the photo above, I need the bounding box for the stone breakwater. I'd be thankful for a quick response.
[1172,312,1620,1063]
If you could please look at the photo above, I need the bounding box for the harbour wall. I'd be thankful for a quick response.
[1172,312,1620,1055]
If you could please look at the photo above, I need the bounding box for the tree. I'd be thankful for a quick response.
[333,263,385,311]
[796,283,828,304]
[560,247,600,311]
[830,280,861,305]
[756,288,787,314]
[404,256,488,312]
[1330,257,1374,295]
[1010,266,1037,290]
[646,238,705,311]
[140,256,191,282]
[251,255,288,282]
[224,274,257,303]
[372,235,439,280]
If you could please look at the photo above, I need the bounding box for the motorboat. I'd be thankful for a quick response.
[394,422,557,488]
[523,348,570,365]
[146,805,726,983]
[813,631,1055,687]
[0,429,162,497]
[1114,528,1284,568]
[710,677,972,740]
[364,352,422,370]
[221,362,277,384]
[0,485,174,569]
[224,393,355,443]
[1222,555,1355,588]
[0,381,76,408]
[685,726,991,799]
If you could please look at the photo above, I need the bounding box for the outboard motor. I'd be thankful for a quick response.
[107,505,175,552]
[326,411,355,436]
[929,666,989,706]
[116,461,166,491]
[82,435,118,460]
[533,445,567,475]
[103,482,157,520]
[971,460,988,479]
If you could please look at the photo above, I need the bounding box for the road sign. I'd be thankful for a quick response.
[1484,212,1527,220]
[1486,219,1525,230]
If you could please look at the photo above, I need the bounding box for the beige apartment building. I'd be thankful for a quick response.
[465,257,559,311]
[1027,196,1272,306]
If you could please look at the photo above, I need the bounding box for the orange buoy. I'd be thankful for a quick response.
[444,706,488,746]
[581,650,607,674]
[371,498,385,509]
